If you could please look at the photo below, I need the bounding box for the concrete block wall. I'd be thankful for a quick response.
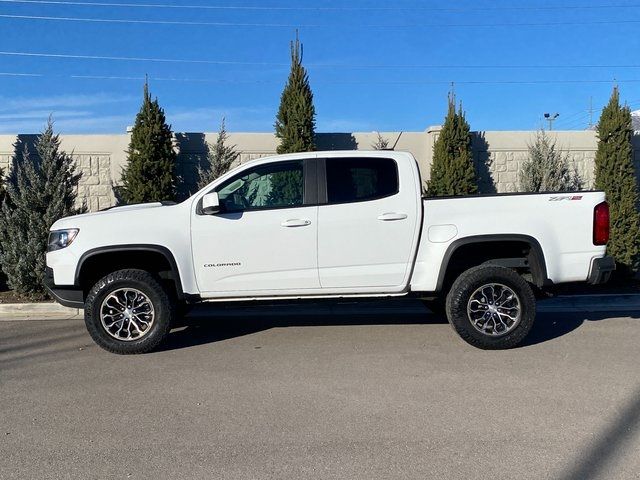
[74,154,115,211]
[0,129,638,211]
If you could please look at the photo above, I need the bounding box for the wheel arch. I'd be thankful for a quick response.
[436,234,550,292]
[75,244,185,300]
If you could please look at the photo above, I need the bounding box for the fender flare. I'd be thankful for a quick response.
[435,234,550,291]
[74,244,184,298]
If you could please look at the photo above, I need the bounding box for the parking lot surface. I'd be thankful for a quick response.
[1,301,639,480]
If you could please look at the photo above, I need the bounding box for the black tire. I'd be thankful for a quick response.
[84,269,174,354]
[445,265,536,350]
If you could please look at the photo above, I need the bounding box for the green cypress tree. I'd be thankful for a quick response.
[426,93,478,196]
[197,118,239,189]
[0,118,83,299]
[120,80,177,204]
[594,87,640,275]
[274,31,316,154]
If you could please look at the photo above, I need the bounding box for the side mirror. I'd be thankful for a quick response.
[201,192,221,215]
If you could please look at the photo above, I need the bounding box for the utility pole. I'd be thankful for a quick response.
[544,112,560,130]
[588,96,594,129]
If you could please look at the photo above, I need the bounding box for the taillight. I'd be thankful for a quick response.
[593,201,610,246]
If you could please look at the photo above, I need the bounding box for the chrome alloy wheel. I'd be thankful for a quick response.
[466,283,521,337]
[100,288,155,341]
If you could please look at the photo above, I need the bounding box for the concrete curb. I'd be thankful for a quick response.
[0,302,81,321]
[0,294,639,322]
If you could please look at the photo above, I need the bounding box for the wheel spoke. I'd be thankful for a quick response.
[133,314,150,328]
[467,283,521,337]
[494,288,511,306]
[498,310,518,322]
[100,288,155,342]
[128,318,142,336]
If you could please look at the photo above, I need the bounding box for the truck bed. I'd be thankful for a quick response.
[410,190,607,292]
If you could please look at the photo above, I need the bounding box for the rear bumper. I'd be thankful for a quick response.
[588,256,616,285]
[44,267,84,309]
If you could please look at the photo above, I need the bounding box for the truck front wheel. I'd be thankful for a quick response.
[84,269,174,354]
[445,265,535,350]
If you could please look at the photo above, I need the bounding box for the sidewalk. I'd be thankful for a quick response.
[1,294,640,322]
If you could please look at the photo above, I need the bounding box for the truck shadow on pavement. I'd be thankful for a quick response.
[160,300,640,352]
[162,300,439,351]
[522,309,640,347]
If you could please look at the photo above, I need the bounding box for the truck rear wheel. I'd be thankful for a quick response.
[445,265,535,350]
[84,269,174,354]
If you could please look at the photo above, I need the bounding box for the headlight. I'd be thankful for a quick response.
[47,229,79,252]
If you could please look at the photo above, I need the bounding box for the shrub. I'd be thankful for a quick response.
[519,129,582,192]
[594,87,640,275]
[119,80,177,204]
[0,118,83,299]
[426,93,478,196]
[197,118,239,189]
[371,132,390,150]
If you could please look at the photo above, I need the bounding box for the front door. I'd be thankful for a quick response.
[192,159,320,296]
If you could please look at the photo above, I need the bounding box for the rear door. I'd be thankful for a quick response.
[317,155,421,291]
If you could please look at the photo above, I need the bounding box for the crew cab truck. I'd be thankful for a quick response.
[45,151,614,354]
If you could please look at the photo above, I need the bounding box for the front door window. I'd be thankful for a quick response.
[216,161,304,212]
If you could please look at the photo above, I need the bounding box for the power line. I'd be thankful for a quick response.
[0,51,288,66]
[555,111,590,125]
[0,71,43,77]
[0,71,631,85]
[2,13,640,28]
[553,110,589,126]
[557,98,640,128]
[562,113,592,130]
[5,50,640,70]
[2,0,640,12]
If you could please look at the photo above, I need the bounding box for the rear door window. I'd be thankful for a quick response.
[325,157,398,204]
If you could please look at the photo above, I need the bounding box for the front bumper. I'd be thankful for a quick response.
[44,267,84,309]
[588,256,616,285]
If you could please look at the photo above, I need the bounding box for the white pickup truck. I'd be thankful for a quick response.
[45,151,614,354]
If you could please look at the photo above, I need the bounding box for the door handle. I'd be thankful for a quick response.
[281,219,312,227]
[377,212,408,221]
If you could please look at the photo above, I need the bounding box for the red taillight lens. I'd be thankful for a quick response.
[593,201,610,246]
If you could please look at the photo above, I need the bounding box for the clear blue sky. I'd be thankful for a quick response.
[1,0,640,134]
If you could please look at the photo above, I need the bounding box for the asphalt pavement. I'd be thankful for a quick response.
[1,301,639,480]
